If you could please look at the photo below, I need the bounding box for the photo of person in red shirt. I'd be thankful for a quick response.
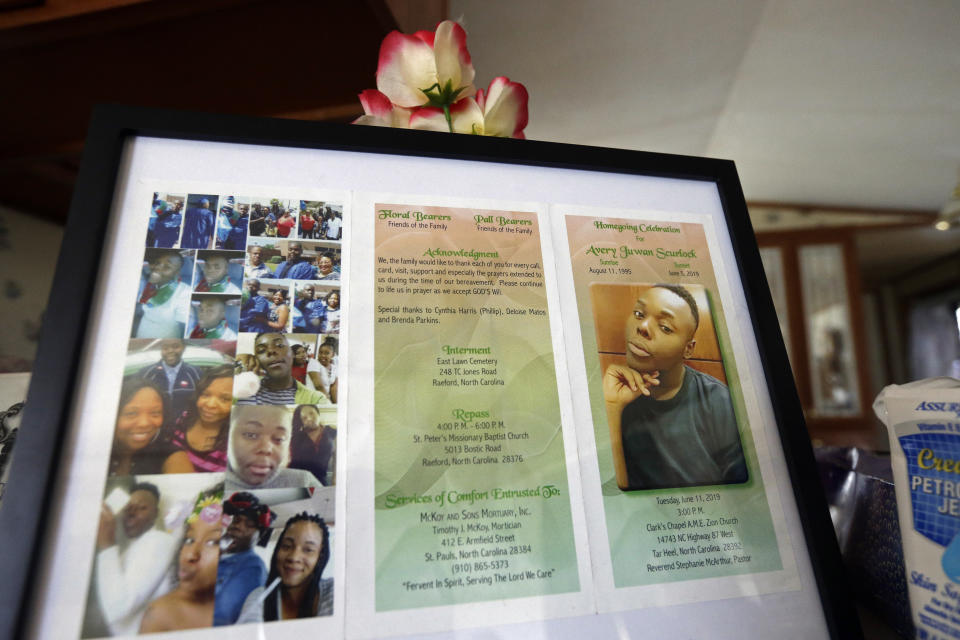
[299,209,316,239]
[276,210,296,238]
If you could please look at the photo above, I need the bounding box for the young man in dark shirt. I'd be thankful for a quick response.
[602,284,747,490]
[236,333,325,406]
[213,492,271,625]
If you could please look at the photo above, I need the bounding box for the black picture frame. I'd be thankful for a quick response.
[0,104,861,639]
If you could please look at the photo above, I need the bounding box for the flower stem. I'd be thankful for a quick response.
[443,105,453,132]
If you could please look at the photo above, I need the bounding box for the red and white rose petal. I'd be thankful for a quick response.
[409,98,484,134]
[358,89,393,120]
[353,89,413,128]
[361,21,526,137]
[432,20,475,100]
[376,31,439,107]
[480,77,529,138]
[408,106,450,132]
[376,20,476,108]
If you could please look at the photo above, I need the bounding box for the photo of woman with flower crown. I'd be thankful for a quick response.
[139,486,224,633]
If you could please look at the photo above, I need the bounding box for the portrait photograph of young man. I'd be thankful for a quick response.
[595,282,748,491]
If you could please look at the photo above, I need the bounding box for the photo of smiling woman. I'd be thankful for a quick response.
[109,379,171,477]
[162,365,235,474]
[236,512,333,623]
[267,289,290,333]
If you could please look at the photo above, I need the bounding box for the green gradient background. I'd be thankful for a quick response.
[374,205,579,611]
[565,215,782,587]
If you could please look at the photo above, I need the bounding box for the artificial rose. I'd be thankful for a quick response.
[409,77,528,138]
[475,76,528,138]
[353,89,413,128]
[376,20,475,109]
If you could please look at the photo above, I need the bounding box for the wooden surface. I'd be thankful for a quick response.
[756,229,876,445]
[0,0,447,223]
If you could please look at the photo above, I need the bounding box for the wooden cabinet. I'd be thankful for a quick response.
[755,230,875,446]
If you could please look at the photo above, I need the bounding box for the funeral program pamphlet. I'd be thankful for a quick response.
[59,181,802,640]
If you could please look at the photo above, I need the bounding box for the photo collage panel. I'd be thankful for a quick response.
[80,191,344,636]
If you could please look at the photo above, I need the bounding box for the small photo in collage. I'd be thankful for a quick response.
[147,192,185,248]
[292,282,341,336]
[226,403,336,490]
[186,294,240,341]
[132,249,195,339]
[233,333,336,407]
[245,238,342,282]
[214,196,248,251]
[180,194,220,250]
[239,278,283,333]
[110,338,236,477]
[288,333,339,405]
[239,279,290,333]
[216,488,335,624]
[299,201,343,241]
[81,475,226,637]
[247,198,295,239]
[193,250,243,294]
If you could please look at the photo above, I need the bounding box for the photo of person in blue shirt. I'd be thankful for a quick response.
[213,492,274,626]
[150,193,185,248]
[240,279,272,334]
[181,194,218,249]
[266,242,315,280]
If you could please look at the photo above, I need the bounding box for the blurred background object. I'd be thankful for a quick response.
[0,372,29,501]
[816,446,913,638]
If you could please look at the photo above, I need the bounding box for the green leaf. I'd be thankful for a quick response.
[420,80,468,109]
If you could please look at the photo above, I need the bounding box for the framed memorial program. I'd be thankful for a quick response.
[1,106,861,639]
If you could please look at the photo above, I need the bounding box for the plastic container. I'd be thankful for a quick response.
[875,378,960,639]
